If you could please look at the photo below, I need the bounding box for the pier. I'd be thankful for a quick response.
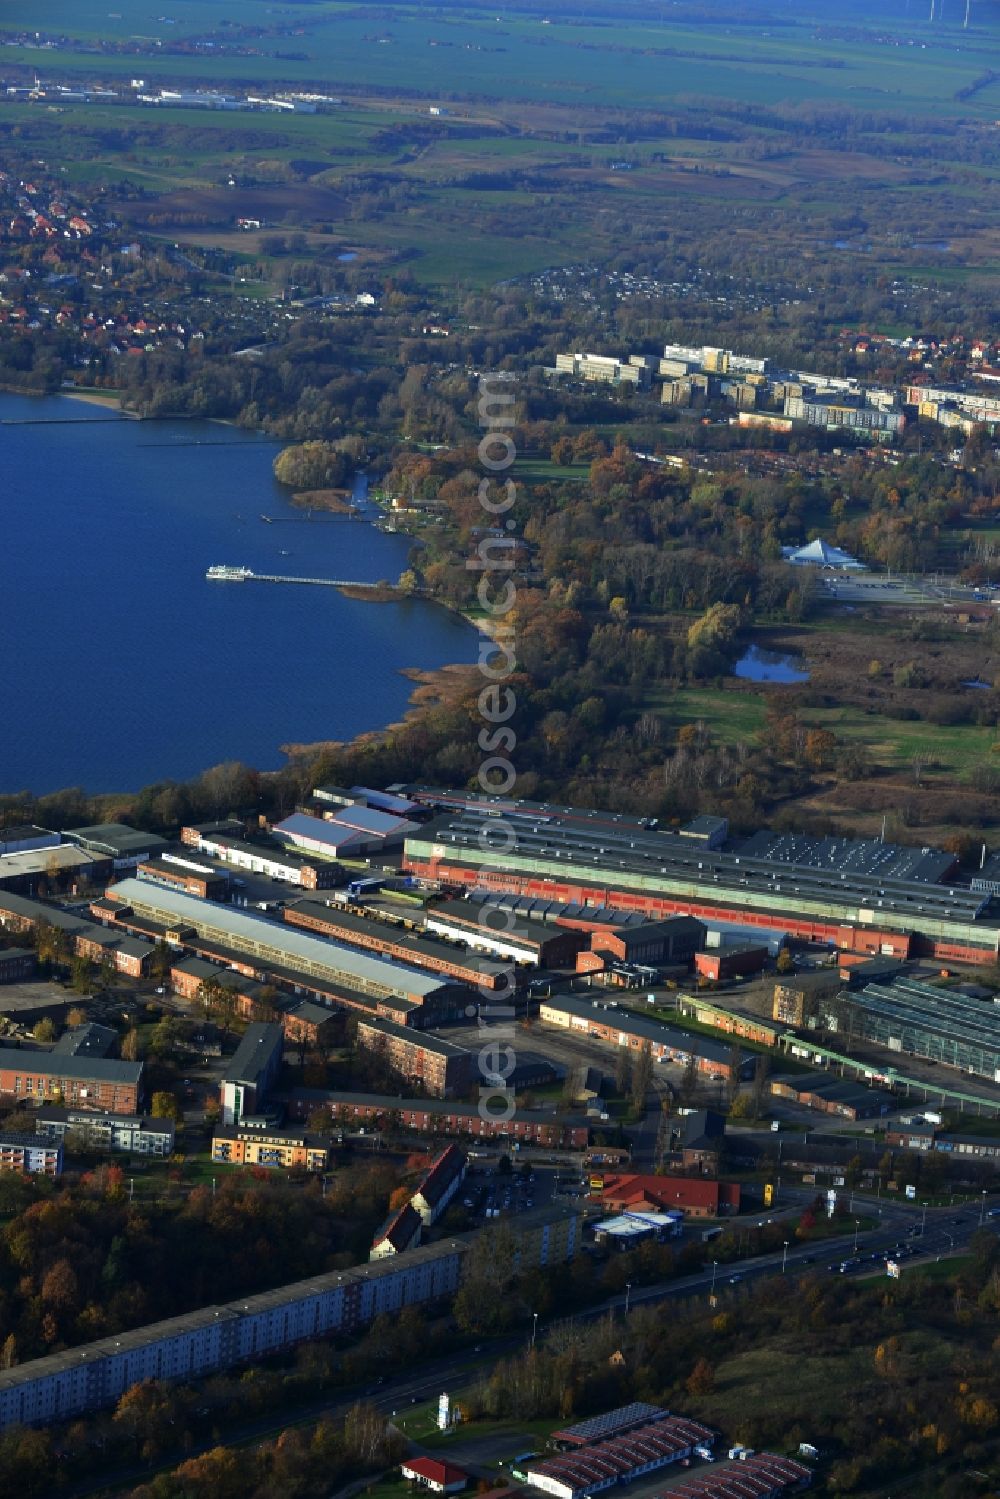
[206,565,392,591]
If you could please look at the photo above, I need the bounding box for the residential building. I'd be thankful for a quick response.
[0,1133,62,1176]
[678,1109,726,1174]
[370,1202,422,1260]
[220,1023,283,1124]
[291,1089,589,1148]
[34,1107,174,1156]
[784,394,904,434]
[555,352,649,388]
[410,1144,467,1226]
[355,1017,474,1098]
[211,1124,327,1172]
[0,1047,142,1113]
[0,1208,583,1431]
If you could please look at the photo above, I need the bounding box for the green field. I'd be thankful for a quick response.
[646,685,997,781]
[4,0,1000,116]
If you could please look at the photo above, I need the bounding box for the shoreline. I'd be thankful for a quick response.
[61,388,137,416]
[280,661,480,762]
[0,415,483,796]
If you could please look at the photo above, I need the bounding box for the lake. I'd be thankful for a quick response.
[733,645,810,684]
[0,393,478,793]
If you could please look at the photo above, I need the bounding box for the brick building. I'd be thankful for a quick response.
[540,997,754,1082]
[292,1089,590,1149]
[283,900,511,992]
[589,1172,740,1218]
[424,900,585,969]
[590,917,704,966]
[0,1048,142,1113]
[355,1017,474,1098]
[137,855,230,901]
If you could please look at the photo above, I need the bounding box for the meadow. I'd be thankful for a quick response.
[2,0,1000,116]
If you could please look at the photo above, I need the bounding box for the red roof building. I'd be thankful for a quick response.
[591,1173,740,1218]
[401,1457,469,1493]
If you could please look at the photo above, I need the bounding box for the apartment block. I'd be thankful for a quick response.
[355,1017,475,1098]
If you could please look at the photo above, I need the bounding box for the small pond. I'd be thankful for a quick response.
[733,645,810,684]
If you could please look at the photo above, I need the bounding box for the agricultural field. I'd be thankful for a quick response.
[2,0,1000,116]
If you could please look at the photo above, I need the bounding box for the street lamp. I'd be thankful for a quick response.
[782,1240,789,1274]
[981,1190,989,1226]
[624,1282,632,1318]
[530,1312,538,1349]
[853,1220,861,1254]
[711,1260,718,1296]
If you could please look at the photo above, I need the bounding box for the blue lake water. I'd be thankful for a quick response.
[0,393,477,793]
[733,645,810,684]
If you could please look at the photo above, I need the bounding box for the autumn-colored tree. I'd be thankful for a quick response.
[685,1356,716,1395]
[40,1259,78,1314]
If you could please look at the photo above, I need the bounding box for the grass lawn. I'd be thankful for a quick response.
[644,683,997,780]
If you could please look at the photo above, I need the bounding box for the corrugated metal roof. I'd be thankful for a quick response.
[108,880,446,998]
[273,814,364,850]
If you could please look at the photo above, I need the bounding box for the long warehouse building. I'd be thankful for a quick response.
[402,798,999,965]
[99,880,474,1010]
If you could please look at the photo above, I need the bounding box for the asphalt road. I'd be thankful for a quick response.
[74,1192,996,1498]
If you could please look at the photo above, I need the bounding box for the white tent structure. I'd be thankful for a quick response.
[782,537,862,569]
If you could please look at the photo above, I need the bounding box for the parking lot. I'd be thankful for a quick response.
[460,1160,565,1221]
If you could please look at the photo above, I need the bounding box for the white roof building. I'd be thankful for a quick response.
[781,538,862,569]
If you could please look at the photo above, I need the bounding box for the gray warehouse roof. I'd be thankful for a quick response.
[107,880,449,1000]
[64,823,168,858]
